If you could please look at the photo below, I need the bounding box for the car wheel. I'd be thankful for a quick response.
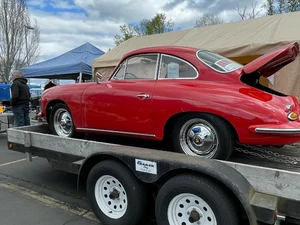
[172,113,234,159]
[87,160,148,225]
[155,174,239,225]
[50,103,78,138]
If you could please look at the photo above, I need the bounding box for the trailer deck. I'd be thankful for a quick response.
[6,124,300,224]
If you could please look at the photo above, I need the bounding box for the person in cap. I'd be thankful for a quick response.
[10,70,31,127]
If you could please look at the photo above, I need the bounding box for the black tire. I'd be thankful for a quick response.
[50,103,84,138]
[172,113,234,159]
[155,174,240,225]
[86,160,148,225]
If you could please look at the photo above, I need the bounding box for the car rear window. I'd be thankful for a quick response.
[197,50,242,73]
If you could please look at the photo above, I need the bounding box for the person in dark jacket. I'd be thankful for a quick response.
[10,70,31,127]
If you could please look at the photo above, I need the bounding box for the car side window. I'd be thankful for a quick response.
[112,62,126,80]
[159,55,198,79]
[125,54,159,80]
[112,55,159,80]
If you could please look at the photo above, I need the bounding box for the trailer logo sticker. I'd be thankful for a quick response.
[135,159,157,175]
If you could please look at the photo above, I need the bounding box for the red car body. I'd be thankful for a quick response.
[41,43,300,148]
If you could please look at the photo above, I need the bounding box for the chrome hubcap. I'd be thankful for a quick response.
[53,108,73,137]
[179,119,218,158]
[167,193,217,225]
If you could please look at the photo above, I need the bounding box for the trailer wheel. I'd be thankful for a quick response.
[50,103,79,138]
[87,160,147,225]
[172,113,234,159]
[155,174,239,225]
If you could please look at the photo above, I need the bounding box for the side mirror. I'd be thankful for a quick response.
[96,72,103,84]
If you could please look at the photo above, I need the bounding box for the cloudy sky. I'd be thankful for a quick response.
[27,0,266,62]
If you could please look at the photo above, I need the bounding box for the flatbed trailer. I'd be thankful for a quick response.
[6,124,300,225]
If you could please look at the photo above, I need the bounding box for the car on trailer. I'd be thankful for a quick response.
[40,42,300,160]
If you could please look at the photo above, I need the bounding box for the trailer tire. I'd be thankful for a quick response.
[172,113,234,159]
[87,160,148,225]
[155,174,239,225]
[50,103,83,138]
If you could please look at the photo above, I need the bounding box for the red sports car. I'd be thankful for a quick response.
[40,42,300,160]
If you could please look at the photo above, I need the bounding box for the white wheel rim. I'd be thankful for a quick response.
[94,175,128,219]
[168,193,217,225]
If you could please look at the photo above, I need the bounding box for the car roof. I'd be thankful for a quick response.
[123,46,199,59]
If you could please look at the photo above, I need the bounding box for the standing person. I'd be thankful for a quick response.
[10,70,31,127]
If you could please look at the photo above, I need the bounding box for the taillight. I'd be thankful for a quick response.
[287,112,299,121]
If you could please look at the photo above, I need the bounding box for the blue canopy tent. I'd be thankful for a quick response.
[20,42,104,80]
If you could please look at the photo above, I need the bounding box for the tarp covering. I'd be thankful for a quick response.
[21,42,104,80]
[92,11,300,98]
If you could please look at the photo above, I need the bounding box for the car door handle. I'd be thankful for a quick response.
[136,94,150,99]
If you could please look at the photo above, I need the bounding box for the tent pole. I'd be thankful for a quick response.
[79,72,82,83]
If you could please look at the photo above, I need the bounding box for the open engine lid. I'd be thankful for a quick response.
[242,42,299,77]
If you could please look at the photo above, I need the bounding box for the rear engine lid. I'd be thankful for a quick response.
[242,42,299,77]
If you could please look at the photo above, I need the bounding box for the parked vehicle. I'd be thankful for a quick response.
[29,87,43,110]
[0,83,42,108]
[0,83,11,107]
[30,87,43,99]
[40,42,300,160]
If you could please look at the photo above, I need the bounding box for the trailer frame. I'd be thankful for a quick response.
[6,124,300,225]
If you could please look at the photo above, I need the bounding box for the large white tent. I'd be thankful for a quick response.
[93,11,300,97]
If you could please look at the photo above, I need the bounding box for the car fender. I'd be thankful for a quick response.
[152,82,285,140]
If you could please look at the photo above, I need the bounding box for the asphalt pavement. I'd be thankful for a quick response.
[0,113,156,225]
[0,123,100,225]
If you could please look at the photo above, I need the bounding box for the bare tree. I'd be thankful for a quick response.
[236,1,263,20]
[0,0,40,83]
[195,13,224,27]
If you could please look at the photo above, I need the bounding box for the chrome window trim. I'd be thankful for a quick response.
[112,54,159,81]
[158,54,199,80]
[77,128,156,137]
[196,50,243,74]
[156,54,162,80]
[111,60,127,80]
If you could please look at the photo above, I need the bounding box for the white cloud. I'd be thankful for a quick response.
[74,0,166,21]
[26,0,267,62]
[28,8,119,61]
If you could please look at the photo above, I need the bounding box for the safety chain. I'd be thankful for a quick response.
[235,143,300,166]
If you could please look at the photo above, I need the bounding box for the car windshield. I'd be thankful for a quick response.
[197,50,243,73]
